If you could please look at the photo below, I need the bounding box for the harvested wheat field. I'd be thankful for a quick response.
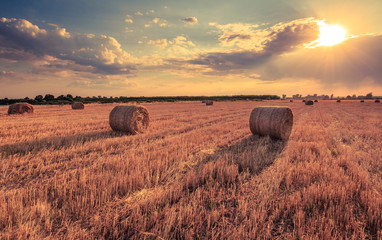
[0,100,381,239]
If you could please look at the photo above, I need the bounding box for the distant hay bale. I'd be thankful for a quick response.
[8,103,34,114]
[201,100,206,103]
[360,100,364,102]
[72,102,84,109]
[249,106,293,140]
[314,100,318,102]
[337,100,341,103]
[302,100,306,102]
[109,105,150,134]
[289,100,293,102]
[305,100,314,105]
[375,99,380,103]
[206,101,213,106]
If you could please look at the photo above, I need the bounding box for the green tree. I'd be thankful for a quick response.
[43,94,55,101]
[57,95,67,100]
[35,95,43,102]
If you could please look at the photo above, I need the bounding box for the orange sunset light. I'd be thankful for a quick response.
[315,20,347,46]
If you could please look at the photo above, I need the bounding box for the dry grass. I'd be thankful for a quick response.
[0,100,381,239]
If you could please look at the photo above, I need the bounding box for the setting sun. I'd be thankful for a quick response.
[316,21,347,46]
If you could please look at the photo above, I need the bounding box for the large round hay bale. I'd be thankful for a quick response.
[375,99,380,103]
[109,105,149,134]
[305,100,314,105]
[8,103,34,114]
[201,100,206,103]
[314,99,318,102]
[302,100,306,102]
[337,100,341,103]
[249,106,293,140]
[206,101,213,106]
[72,102,85,109]
[360,100,364,102]
[289,100,293,102]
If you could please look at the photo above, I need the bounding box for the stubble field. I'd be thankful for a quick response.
[0,100,381,239]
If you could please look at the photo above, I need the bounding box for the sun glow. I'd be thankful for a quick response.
[316,21,347,46]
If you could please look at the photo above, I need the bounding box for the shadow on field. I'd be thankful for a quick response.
[232,135,287,174]
[202,135,287,174]
[0,131,127,157]
[86,135,289,239]
[181,135,288,196]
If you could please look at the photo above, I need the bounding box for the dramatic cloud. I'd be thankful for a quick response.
[260,34,382,87]
[0,17,137,75]
[2,15,382,93]
[181,17,198,25]
[187,18,319,72]
[181,17,382,88]
[209,22,263,49]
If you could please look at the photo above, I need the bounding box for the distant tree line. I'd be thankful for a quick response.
[286,92,380,100]
[0,94,280,105]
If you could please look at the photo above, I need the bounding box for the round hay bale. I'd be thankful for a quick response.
[289,100,293,102]
[72,102,85,109]
[249,106,293,140]
[337,100,341,102]
[305,100,314,105]
[375,99,380,103]
[8,103,34,114]
[109,105,150,134]
[360,100,364,102]
[201,100,206,103]
[206,101,213,106]
[314,99,318,102]
[302,100,306,102]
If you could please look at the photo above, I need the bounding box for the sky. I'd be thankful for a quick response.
[1,0,382,98]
